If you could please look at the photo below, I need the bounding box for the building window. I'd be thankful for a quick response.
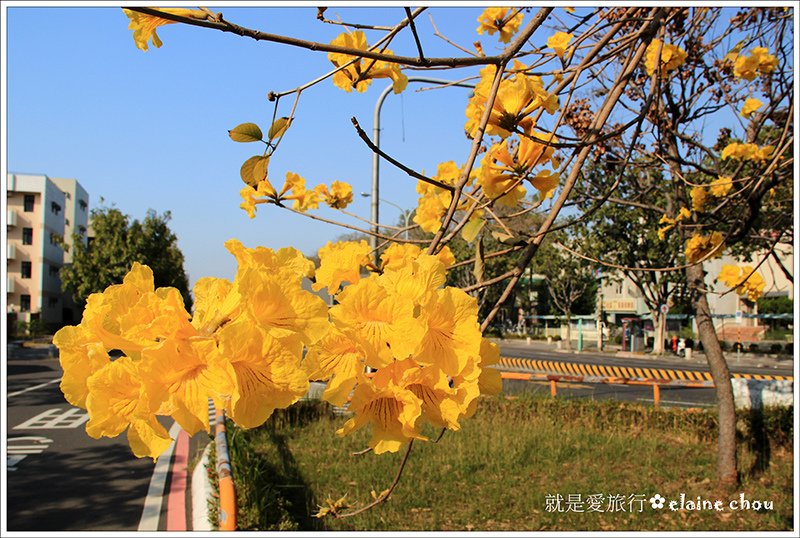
[65,192,71,200]
[48,297,59,308]
[79,199,88,211]
[21,261,32,279]
[65,218,70,226]
[24,195,35,212]
[49,264,60,277]
[20,295,31,312]
[51,202,62,215]
[22,227,33,245]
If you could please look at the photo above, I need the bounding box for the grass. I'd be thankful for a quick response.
[214,396,793,532]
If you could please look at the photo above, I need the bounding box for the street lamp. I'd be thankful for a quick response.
[360,192,410,239]
[369,76,475,264]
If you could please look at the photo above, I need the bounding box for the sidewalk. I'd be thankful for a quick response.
[492,337,795,374]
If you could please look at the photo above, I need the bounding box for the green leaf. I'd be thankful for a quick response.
[229,122,263,143]
[252,157,270,184]
[473,237,485,283]
[240,156,262,187]
[461,217,485,243]
[267,117,292,140]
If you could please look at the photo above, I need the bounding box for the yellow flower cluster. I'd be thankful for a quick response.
[720,142,774,162]
[644,39,688,76]
[328,31,408,94]
[239,172,354,218]
[479,134,560,207]
[658,206,691,240]
[476,7,524,44]
[684,231,724,263]
[733,47,777,81]
[308,250,501,453]
[547,31,574,59]
[740,97,763,119]
[413,161,470,234]
[465,63,559,139]
[717,264,765,302]
[690,176,734,212]
[53,240,328,460]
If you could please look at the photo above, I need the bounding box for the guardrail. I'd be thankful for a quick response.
[499,371,713,408]
[215,409,237,531]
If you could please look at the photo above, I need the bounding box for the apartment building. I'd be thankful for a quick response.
[6,173,90,326]
[600,248,794,337]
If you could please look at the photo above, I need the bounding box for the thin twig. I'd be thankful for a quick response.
[405,7,427,63]
[334,440,415,519]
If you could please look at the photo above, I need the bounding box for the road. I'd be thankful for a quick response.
[497,342,794,408]
[5,345,209,532]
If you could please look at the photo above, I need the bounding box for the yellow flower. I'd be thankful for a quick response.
[709,176,733,197]
[236,267,330,345]
[717,264,765,302]
[52,325,110,409]
[328,31,407,94]
[139,338,235,436]
[733,47,777,81]
[122,8,207,52]
[304,328,366,406]
[476,7,524,44]
[396,360,462,431]
[684,232,724,263]
[224,238,315,281]
[721,142,773,162]
[547,32,573,59]
[80,263,194,355]
[380,244,455,271]
[530,169,560,199]
[644,39,688,76]
[691,186,710,212]
[316,181,354,210]
[378,255,447,306]
[415,287,482,377]
[239,186,259,219]
[215,321,309,428]
[191,276,240,333]
[337,376,425,454]
[413,193,448,233]
[313,240,372,294]
[330,276,425,368]
[85,357,172,461]
[740,97,763,118]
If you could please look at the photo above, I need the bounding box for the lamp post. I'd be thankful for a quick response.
[369,77,475,264]
[360,192,409,240]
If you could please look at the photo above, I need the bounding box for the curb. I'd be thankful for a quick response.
[191,442,213,531]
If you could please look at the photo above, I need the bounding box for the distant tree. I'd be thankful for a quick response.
[60,207,193,311]
[535,231,597,350]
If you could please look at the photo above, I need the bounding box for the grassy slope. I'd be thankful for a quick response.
[220,396,793,532]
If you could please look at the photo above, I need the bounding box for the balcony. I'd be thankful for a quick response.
[7,276,15,293]
[7,209,17,227]
[7,243,16,260]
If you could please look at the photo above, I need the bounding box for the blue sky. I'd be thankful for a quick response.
[5,4,770,291]
[6,4,528,289]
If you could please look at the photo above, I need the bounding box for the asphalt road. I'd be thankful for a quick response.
[497,342,794,408]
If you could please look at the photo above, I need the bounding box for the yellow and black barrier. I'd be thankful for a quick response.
[498,356,793,383]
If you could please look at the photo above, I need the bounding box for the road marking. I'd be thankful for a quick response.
[138,422,182,532]
[8,378,60,397]
[14,408,89,429]
[7,436,54,471]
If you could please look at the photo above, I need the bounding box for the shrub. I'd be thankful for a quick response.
[747,343,759,353]
[770,343,782,354]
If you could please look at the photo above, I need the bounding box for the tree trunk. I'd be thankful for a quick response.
[651,311,665,355]
[686,262,739,489]
[563,313,572,350]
